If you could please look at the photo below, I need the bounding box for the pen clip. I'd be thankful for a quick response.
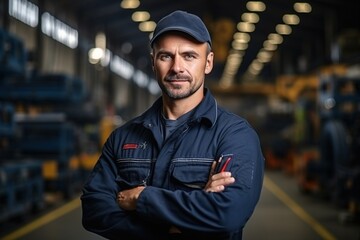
[214,155,223,173]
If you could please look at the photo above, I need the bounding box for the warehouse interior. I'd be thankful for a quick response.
[1,0,360,239]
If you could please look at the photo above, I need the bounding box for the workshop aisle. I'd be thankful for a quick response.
[2,171,359,240]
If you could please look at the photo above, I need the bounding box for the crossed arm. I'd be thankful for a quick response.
[117,161,235,211]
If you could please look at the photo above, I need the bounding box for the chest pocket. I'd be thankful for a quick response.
[115,159,151,189]
[170,158,213,191]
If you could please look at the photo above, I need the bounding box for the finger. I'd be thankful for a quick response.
[211,171,231,181]
[209,161,217,177]
[118,192,126,201]
[222,177,235,185]
[209,177,235,188]
[206,185,225,193]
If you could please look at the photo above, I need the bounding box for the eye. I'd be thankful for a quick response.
[159,53,172,61]
[184,54,195,60]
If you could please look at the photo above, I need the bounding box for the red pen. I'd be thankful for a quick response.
[220,156,232,172]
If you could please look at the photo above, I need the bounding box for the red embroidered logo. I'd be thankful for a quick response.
[122,143,138,149]
[122,142,147,150]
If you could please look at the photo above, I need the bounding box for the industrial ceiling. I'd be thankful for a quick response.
[52,0,360,86]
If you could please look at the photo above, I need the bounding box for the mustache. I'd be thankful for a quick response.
[165,74,191,81]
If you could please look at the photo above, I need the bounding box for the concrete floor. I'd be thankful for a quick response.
[1,170,359,240]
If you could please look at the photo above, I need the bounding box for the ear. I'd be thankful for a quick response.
[205,52,214,74]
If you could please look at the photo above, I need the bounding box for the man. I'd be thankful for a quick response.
[81,10,264,240]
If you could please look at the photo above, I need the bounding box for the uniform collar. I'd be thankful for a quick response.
[135,88,218,128]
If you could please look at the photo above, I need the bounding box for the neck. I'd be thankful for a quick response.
[162,90,204,120]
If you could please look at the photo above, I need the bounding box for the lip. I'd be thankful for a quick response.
[165,79,189,85]
[167,79,188,82]
[165,75,191,82]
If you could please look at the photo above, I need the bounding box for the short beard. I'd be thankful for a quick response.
[160,81,202,100]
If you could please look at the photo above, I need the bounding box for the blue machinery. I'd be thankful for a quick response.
[318,75,360,221]
[14,114,82,198]
[300,74,360,222]
[0,161,43,222]
[0,29,26,77]
[0,74,85,104]
[0,28,94,222]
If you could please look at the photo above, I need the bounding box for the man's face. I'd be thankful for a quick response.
[151,32,214,100]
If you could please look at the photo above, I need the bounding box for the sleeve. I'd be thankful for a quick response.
[80,131,169,240]
[136,121,265,236]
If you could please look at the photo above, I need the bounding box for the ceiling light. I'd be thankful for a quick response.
[257,50,273,63]
[120,0,140,9]
[132,11,150,22]
[88,48,104,63]
[251,60,263,71]
[95,32,106,50]
[263,40,278,51]
[225,62,240,74]
[139,21,156,32]
[237,22,255,32]
[229,49,245,58]
[248,68,260,76]
[241,12,259,23]
[276,24,292,35]
[268,33,283,44]
[234,32,251,43]
[228,52,243,62]
[232,41,248,50]
[283,14,300,25]
[248,60,263,75]
[246,1,266,12]
[294,2,312,13]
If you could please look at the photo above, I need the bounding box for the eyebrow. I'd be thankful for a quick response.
[182,50,200,57]
[155,49,200,58]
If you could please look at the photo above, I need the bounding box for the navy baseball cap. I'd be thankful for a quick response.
[150,10,212,47]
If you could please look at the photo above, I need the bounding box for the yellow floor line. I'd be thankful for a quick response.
[1,197,81,240]
[2,177,338,240]
[264,175,337,240]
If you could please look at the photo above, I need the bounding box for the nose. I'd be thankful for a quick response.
[171,55,184,73]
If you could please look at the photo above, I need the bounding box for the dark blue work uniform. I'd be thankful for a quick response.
[81,89,264,240]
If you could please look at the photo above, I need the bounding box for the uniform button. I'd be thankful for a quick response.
[148,123,152,127]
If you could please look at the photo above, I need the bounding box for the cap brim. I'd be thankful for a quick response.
[150,26,209,46]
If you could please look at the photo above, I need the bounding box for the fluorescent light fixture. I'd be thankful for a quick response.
[237,22,255,32]
[241,12,259,23]
[9,0,39,27]
[263,40,278,51]
[232,41,248,50]
[132,11,150,22]
[276,24,292,35]
[268,33,283,44]
[234,32,251,43]
[283,14,300,25]
[120,0,140,9]
[246,1,266,12]
[294,2,312,13]
[257,50,273,63]
[139,21,156,32]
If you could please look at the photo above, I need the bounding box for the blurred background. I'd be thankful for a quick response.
[0,0,359,239]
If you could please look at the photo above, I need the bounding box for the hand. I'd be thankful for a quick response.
[204,161,235,192]
[117,186,145,211]
[168,161,235,234]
